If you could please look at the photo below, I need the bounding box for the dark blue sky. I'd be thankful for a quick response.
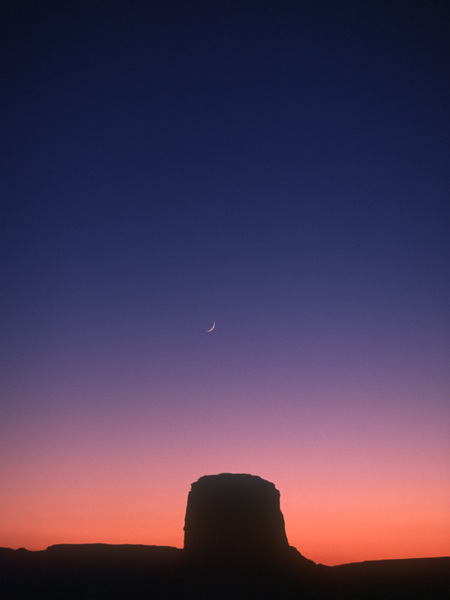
[1,1,449,560]
[2,0,448,398]
[5,1,448,371]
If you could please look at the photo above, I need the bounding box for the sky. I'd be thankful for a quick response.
[1,0,449,566]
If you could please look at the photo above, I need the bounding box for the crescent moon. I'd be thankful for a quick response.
[206,321,216,332]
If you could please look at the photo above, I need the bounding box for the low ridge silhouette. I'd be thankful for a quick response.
[1,473,449,599]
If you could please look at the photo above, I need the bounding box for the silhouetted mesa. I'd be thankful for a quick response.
[2,474,449,599]
[184,473,300,564]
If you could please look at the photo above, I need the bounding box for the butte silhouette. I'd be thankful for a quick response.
[184,473,313,567]
[1,473,449,599]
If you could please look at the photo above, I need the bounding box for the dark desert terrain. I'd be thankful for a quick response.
[1,474,449,599]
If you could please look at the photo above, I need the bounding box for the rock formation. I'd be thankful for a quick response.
[2,473,449,598]
[184,473,294,563]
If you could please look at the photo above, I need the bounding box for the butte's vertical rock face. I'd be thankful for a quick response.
[184,473,298,563]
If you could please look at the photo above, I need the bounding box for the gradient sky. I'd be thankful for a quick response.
[1,1,449,566]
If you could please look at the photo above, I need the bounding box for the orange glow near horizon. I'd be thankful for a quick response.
[2,403,449,566]
[2,486,449,566]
